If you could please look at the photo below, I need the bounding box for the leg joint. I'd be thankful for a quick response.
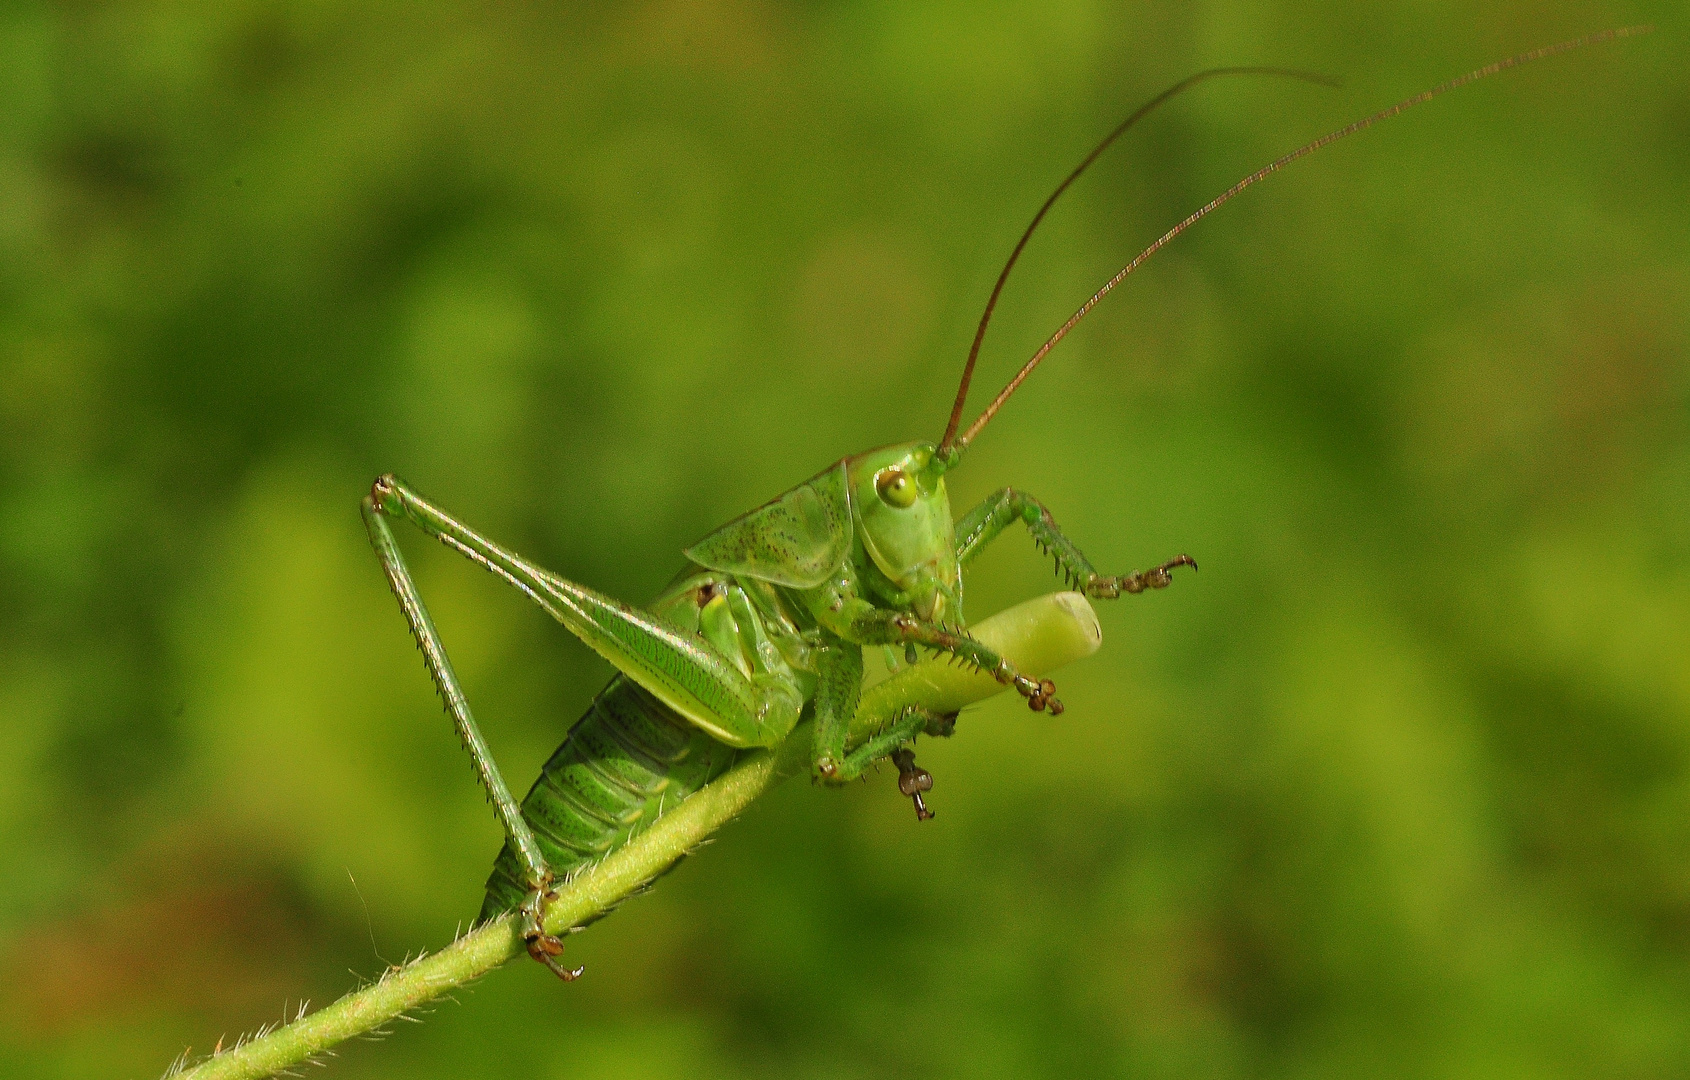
[369,473,403,514]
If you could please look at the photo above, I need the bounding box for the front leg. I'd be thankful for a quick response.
[825,601,1063,714]
[954,488,1196,598]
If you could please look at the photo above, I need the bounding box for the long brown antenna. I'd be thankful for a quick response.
[949,25,1652,456]
[936,66,1341,457]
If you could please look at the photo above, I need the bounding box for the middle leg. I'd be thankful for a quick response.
[832,705,955,820]
[810,637,864,783]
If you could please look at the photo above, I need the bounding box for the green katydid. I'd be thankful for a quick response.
[363,28,1647,982]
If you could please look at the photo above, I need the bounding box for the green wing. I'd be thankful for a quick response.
[684,459,852,588]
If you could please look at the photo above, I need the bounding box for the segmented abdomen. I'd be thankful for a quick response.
[480,673,741,920]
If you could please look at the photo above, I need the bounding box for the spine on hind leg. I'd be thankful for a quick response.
[480,674,740,920]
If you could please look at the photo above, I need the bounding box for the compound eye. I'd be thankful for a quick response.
[874,467,917,509]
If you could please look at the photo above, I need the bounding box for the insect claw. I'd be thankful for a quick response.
[543,955,586,982]
[525,931,584,981]
[910,791,934,820]
[1024,678,1061,713]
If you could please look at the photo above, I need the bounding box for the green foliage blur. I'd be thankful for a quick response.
[1,2,1685,1077]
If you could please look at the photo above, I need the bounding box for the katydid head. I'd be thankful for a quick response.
[846,442,959,622]
[684,441,959,619]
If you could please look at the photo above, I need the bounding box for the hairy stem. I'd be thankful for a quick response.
[170,592,1102,1080]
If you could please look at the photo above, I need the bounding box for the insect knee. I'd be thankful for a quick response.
[369,473,403,514]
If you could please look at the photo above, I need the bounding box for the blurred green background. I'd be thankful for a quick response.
[1,1,1686,1077]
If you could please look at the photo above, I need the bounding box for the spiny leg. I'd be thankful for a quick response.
[362,495,578,979]
[856,606,1064,715]
[814,593,1061,713]
[954,487,1196,598]
[831,705,955,820]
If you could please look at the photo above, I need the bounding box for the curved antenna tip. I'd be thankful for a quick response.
[953,26,1650,451]
[937,66,1340,456]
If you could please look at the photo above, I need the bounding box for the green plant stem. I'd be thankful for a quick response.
[172,592,1102,1080]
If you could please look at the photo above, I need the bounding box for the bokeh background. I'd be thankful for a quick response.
[1,2,1686,1077]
